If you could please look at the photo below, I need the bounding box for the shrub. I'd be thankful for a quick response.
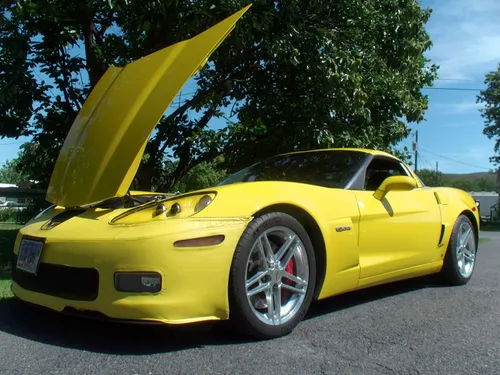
[0,208,18,222]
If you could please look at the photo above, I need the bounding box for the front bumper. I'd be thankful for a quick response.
[11,215,250,325]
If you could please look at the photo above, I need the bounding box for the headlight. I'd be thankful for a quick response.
[111,192,217,224]
[194,195,213,214]
[165,193,215,218]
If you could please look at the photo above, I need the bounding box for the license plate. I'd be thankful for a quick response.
[16,237,45,275]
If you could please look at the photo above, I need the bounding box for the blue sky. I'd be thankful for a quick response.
[1,0,499,175]
[399,0,500,174]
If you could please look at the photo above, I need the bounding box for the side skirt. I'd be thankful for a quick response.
[357,261,443,289]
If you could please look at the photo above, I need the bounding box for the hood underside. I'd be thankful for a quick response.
[46,5,251,208]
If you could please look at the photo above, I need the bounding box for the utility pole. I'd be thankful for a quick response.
[412,130,418,172]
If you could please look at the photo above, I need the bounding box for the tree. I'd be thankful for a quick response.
[415,168,443,186]
[416,168,498,192]
[447,179,479,192]
[172,159,228,193]
[1,0,438,193]
[0,159,30,185]
[478,63,500,164]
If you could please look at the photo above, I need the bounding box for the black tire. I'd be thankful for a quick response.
[228,212,317,339]
[439,214,477,286]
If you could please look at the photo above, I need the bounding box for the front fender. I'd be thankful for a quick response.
[192,181,362,299]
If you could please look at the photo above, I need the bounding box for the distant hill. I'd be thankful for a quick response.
[442,172,496,182]
[416,169,497,191]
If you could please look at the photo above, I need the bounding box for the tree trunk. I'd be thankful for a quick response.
[81,16,106,89]
[135,163,153,191]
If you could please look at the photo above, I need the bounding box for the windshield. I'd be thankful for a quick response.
[217,150,368,189]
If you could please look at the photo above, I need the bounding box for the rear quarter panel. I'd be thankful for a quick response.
[432,187,480,250]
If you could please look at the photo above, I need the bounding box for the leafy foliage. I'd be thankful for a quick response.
[1,0,437,193]
[172,159,228,193]
[0,160,30,185]
[478,63,500,164]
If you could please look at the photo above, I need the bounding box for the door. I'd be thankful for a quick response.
[353,156,442,279]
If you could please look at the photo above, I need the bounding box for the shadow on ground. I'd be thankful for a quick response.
[0,275,446,355]
[305,275,440,320]
[0,227,18,260]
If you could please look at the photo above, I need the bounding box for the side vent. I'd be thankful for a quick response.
[434,191,449,205]
[438,224,445,246]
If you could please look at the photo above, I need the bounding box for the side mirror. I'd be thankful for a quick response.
[373,176,417,201]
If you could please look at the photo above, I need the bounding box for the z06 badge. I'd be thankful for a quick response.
[335,226,351,232]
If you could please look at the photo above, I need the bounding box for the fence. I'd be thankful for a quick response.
[0,187,49,226]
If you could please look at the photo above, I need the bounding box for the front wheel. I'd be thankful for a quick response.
[228,212,316,339]
[439,214,477,285]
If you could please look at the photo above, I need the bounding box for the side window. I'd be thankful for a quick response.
[364,158,410,191]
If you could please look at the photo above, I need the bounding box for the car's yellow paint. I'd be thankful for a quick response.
[431,187,480,250]
[372,175,417,201]
[12,209,252,324]
[128,190,174,197]
[46,4,251,208]
[354,189,443,279]
[11,4,481,327]
[12,175,479,324]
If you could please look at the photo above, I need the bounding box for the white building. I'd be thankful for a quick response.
[469,191,499,221]
[0,183,18,203]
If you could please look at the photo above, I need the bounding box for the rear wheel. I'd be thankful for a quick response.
[439,214,477,285]
[228,212,316,339]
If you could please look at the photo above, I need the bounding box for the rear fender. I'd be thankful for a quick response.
[432,188,480,251]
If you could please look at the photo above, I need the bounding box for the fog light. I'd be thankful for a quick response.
[114,272,162,293]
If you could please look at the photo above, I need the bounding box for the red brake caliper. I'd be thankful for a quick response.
[282,257,295,301]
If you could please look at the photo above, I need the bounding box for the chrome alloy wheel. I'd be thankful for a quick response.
[456,221,476,278]
[245,226,309,326]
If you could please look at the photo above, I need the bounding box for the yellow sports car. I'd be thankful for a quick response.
[11,6,479,339]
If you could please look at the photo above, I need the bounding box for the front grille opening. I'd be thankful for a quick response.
[12,255,99,301]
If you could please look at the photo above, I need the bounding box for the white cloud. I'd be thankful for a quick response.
[424,0,500,80]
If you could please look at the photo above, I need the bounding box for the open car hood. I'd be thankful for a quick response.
[46,5,251,208]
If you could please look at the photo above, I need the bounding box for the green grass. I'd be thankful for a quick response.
[0,277,12,300]
[0,223,22,300]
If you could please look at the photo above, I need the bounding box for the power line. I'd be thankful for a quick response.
[178,91,196,97]
[0,142,25,146]
[419,147,492,171]
[436,78,484,83]
[418,153,434,170]
[422,87,483,92]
